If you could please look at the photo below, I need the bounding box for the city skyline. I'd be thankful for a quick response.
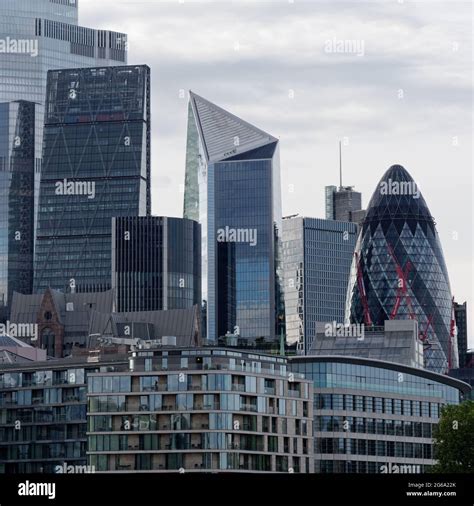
[0,0,472,487]
[80,0,473,345]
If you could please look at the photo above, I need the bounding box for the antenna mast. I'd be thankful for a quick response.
[339,141,343,190]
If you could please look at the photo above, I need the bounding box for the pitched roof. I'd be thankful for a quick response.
[189,91,277,163]
[88,306,200,348]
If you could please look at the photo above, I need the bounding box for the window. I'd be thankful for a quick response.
[245,376,257,393]
[374,398,383,413]
[344,395,353,411]
[278,399,286,416]
[403,400,411,416]
[384,398,393,415]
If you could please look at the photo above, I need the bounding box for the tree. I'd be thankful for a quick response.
[431,401,474,472]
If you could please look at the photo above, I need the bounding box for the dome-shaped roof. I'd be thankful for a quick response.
[365,165,433,226]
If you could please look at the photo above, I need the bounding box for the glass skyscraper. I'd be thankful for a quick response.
[346,165,456,374]
[183,92,284,343]
[34,65,151,293]
[0,101,38,321]
[282,217,358,353]
[0,0,128,145]
[454,301,468,368]
[112,216,201,312]
[0,0,128,234]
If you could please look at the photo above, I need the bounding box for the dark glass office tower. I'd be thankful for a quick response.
[454,301,468,368]
[34,65,151,293]
[0,101,38,321]
[112,216,201,312]
[282,217,358,353]
[346,165,455,374]
[183,92,284,343]
[0,0,128,237]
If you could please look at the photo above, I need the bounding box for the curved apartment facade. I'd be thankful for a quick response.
[87,348,313,473]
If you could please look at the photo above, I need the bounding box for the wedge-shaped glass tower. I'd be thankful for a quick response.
[345,165,456,373]
[184,92,284,343]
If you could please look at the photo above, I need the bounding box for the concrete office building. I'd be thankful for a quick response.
[308,320,424,370]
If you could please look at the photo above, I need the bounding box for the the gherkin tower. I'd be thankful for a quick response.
[346,165,456,373]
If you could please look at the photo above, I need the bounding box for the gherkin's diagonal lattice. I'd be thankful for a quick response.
[346,165,455,374]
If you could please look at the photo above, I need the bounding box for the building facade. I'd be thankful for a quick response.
[0,101,38,321]
[325,186,362,223]
[0,356,128,473]
[0,0,128,232]
[112,216,201,313]
[282,217,358,353]
[346,165,456,374]
[34,65,151,293]
[454,301,468,368]
[308,320,424,370]
[87,348,313,473]
[183,92,284,343]
[289,355,470,474]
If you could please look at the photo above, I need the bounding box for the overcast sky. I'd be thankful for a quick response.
[81,0,473,346]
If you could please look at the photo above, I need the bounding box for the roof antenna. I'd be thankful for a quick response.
[339,140,343,190]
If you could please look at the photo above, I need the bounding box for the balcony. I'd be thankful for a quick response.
[240,404,257,413]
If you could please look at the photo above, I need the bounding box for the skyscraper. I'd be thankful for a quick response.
[325,186,362,223]
[34,65,151,293]
[0,0,127,145]
[0,0,128,232]
[112,216,201,313]
[183,92,284,343]
[0,101,38,321]
[325,144,362,223]
[282,216,358,353]
[346,165,456,374]
[454,301,468,368]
